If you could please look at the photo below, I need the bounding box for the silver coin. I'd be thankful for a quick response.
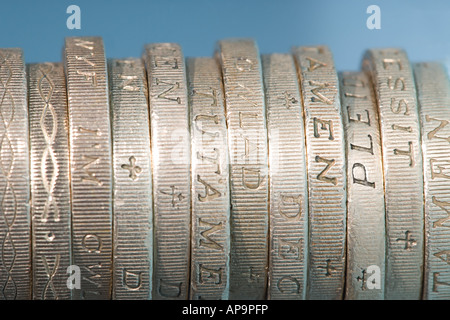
[292,45,347,300]
[28,62,71,300]
[261,53,308,300]
[143,43,191,300]
[363,49,424,300]
[216,39,269,300]
[340,71,386,300]
[64,37,113,300]
[414,62,450,300]
[109,58,153,300]
[187,57,230,300]
[0,48,30,300]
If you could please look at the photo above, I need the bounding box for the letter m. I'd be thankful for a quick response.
[199,218,223,251]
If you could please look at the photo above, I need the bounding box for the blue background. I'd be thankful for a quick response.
[1,0,449,71]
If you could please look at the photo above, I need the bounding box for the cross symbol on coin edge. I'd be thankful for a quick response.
[356,269,368,291]
[318,259,336,277]
[160,185,185,207]
[279,91,298,109]
[243,266,260,283]
[396,230,417,250]
[121,156,142,181]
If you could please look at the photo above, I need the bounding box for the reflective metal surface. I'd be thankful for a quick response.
[0,36,447,300]
[64,37,113,300]
[293,46,347,300]
[29,62,71,300]
[143,43,191,300]
[109,58,153,300]
[216,39,269,300]
[363,49,424,300]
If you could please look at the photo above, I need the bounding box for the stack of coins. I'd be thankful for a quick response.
[0,36,449,300]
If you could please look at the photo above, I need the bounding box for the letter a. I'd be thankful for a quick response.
[66,5,81,30]
[67,265,81,289]
[366,5,381,30]
[367,265,381,289]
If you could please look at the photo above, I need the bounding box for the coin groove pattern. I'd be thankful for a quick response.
[340,71,386,300]
[187,57,230,300]
[109,58,153,300]
[143,43,191,300]
[0,49,30,300]
[363,49,424,300]
[293,46,347,300]
[29,62,71,300]
[262,53,308,300]
[64,37,113,300]
[414,62,450,300]
[216,39,269,300]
